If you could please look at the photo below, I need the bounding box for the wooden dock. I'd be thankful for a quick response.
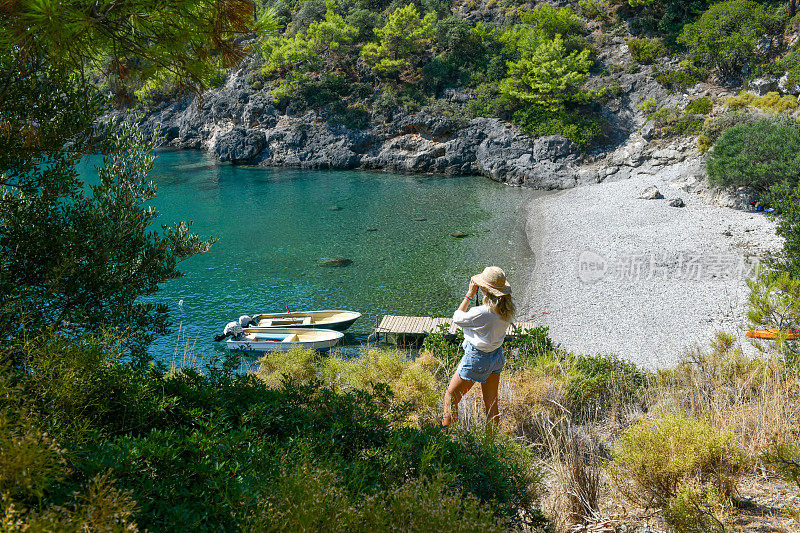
[371,315,537,345]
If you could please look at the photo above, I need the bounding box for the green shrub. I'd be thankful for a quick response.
[654,59,708,91]
[700,110,758,141]
[622,0,709,48]
[677,0,776,77]
[771,183,800,280]
[697,134,712,153]
[628,37,667,65]
[637,98,657,114]
[764,441,800,489]
[706,116,800,192]
[609,412,741,509]
[647,105,704,137]
[664,481,733,533]
[726,91,798,113]
[579,0,612,23]
[5,333,545,530]
[512,105,605,149]
[685,96,713,115]
[563,353,648,421]
[248,462,510,532]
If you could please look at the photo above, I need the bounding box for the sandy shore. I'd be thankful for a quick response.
[519,168,779,368]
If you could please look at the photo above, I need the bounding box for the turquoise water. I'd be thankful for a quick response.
[80,150,537,362]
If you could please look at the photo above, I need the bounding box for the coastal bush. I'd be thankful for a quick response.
[646,105,704,137]
[654,59,708,91]
[578,0,613,23]
[361,3,437,82]
[663,481,732,533]
[697,134,712,153]
[700,110,758,141]
[563,353,648,422]
[4,334,544,529]
[622,0,709,47]
[677,0,776,77]
[771,183,800,279]
[249,462,510,531]
[726,91,798,113]
[628,37,667,65]
[706,116,800,192]
[512,106,606,149]
[747,270,800,367]
[685,96,713,115]
[609,412,741,509]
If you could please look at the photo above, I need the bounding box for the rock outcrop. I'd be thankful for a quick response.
[142,66,585,190]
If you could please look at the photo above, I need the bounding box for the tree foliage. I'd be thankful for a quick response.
[361,3,436,80]
[706,117,800,192]
[677,0,775,77]
[0,1,269,358]
[500,33,592,111]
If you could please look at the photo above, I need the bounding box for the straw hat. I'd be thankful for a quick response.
[471,266,512,297]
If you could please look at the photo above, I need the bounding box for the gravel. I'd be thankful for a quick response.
[518,173,779,368]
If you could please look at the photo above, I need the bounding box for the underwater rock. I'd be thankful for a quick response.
[318,257,352,267]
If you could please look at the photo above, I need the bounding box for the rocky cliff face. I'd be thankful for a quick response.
[143,65,587,189]
[141,42,743,204]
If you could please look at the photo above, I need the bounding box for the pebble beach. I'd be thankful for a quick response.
[519,169,779,369]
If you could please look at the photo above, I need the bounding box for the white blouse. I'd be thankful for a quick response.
[452,305,511,352]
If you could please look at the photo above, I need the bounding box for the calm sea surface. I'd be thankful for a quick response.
[79,149,538,363]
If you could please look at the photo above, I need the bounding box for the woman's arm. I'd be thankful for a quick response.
[457,280,479,313]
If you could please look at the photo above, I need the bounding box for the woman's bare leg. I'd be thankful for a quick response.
[442,372,474,426]
[481,373,501,426]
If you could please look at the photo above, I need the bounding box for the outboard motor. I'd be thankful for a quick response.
[214,321,244,342]
[239,315,256,328]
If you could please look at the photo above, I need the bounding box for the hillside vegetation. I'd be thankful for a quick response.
[3,0,800,530]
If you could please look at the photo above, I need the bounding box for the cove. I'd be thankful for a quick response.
[79,149,539,363]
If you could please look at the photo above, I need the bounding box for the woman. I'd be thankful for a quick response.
[442,266,515,427]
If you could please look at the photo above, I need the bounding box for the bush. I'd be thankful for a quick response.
[654,59,708,91]
[677,0,776,77]
[628,37,667,65]
[512,105,605,149]
[726,91,798,113]
[706,116,800,192]
[563,353,648,421]
[609,412,741,509]
[647,105,704,137]
[685,96,712,115]
[700,109,758,141]
[663,481,733,533]
[622,0,709,48]
[771,183,800,280]
[697,134,712,153]
[4,333,545,530]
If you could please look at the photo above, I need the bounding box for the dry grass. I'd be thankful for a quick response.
[245,332,800,531]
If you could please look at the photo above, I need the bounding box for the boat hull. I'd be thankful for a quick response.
[226,328,344,353]
[251,310,361,331]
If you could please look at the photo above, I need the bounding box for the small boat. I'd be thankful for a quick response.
[746,328,800,340]
[226,328,344,352]
[250,310,361,331]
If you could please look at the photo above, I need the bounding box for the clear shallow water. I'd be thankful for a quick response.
[79,150,537,363]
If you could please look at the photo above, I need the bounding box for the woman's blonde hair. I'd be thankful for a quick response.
[483,292,515,322]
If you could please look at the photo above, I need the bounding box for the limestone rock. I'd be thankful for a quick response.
[668,197,685,207]
[639,186,664,200]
